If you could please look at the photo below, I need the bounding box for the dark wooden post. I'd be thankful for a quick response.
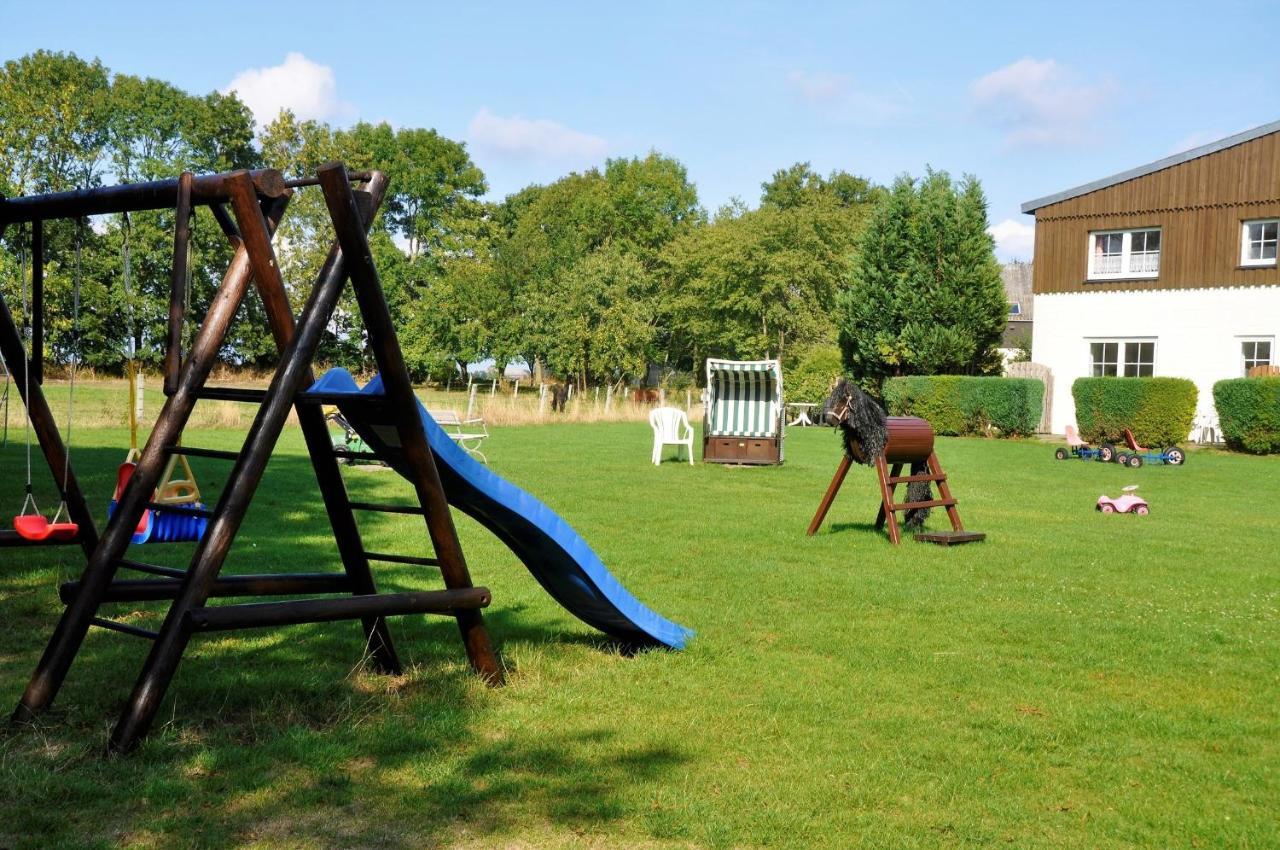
[318,163,503,684]
[806,454,852,536]
[164,172,193,396]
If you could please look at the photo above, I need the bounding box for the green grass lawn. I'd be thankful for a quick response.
[1,422,1277,848]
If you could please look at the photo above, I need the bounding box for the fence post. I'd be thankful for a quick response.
[467,383,478,419]
[491,379,497,397]
[514,379,520,398]
[604,384,612,412]
[686,389,691,411]
[539,383,547,414]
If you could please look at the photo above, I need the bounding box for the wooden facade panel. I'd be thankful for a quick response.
[1031,131,1280,294]
[1036,133,1280,219]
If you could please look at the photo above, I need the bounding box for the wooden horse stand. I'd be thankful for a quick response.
[806,417,985,546]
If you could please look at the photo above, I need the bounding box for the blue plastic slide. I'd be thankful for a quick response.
[309,369,693,650]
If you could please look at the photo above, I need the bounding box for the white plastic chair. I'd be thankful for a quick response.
[649,407,694,465]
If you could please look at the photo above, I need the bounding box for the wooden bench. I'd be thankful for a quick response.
[429,409,489,463]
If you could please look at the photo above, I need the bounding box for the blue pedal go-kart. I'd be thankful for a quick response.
[1054,425,1116,463]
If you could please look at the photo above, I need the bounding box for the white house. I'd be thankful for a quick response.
[1022,121,1280,438]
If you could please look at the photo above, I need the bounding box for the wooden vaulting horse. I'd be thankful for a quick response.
[807,378,984,546]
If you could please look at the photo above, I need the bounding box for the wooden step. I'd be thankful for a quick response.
[348,502,422,515]
[886,472,945,485]
[165,445,240,460]
[0,529,81,547]
[363,551,440,567]
[112,558,187,578]
[913,531,986,546]
[185,587,491,632]
[196,386,267,403]
[889,498,956,511]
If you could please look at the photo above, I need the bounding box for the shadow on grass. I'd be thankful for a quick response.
[2,443,689,847]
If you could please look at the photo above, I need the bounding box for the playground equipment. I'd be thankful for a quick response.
[1115,428,1186,468]
[2,163,689,753]
[807,378,985,545]
[702,358,784,464]
[1054,424,1116,463]
[1097,485,1149,514]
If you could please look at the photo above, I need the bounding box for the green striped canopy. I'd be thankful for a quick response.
[705,359,783,437]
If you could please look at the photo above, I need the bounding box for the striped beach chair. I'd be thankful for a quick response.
[702,358,784,465]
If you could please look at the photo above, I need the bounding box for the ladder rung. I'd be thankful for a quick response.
[197,387,267,402]
[363,551,440,567]
[112,558,187,578]
[348,502,422,515]
[297,391,392,406]
[89,617,158,640]
[185,587,491,632]
[146,501,213,518]
[166,445,240,460]
[886,472,946,485]
[890,498,956,511]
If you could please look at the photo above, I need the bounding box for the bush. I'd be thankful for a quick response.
[787,345,844,404]
[1071,377,1197,446]
[1213,377,1280,454]
[882,376,1043,437]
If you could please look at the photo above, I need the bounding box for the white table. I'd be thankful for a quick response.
[788,403,818,427]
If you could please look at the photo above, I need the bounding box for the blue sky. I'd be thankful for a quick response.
[3,1,1278,260]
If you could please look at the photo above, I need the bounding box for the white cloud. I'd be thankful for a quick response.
[223,52,352,126]
[969,58,1111,148]
[467,108,607,164]
[786,70,906,125]
[988,218,1036,261]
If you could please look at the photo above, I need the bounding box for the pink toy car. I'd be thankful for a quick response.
[1097,485,1149,515]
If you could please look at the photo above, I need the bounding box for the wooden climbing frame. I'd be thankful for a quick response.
[2,163,502,753]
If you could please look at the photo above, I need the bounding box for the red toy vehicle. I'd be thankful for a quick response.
[1114,428,1186,468]
[1097,485,1149,515]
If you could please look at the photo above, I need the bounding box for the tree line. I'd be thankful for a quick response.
[1,51,1009,394]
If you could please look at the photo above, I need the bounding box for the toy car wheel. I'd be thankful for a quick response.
[1127,454,1144,468]
[1116,452,1129,466]
[1054,448,1068,460]
[1098,444,1116,463]
[1100,503,1116,513]
[1135,504,1150,515]
[1165,447,1185,465]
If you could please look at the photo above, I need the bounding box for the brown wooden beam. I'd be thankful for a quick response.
[60,573,356,604]
[164,172,193,395]
[0,169,287,224]
[185,588,491,632]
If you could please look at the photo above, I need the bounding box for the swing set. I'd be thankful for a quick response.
[1,211,207,549]
[3,164,506,753]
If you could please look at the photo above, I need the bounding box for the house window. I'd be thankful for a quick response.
[1241,220,1278,267]
[1242,338,1273,374]
[1090,340,1155,377]
[1008,302,1021,316]
[1088,229,1161,280]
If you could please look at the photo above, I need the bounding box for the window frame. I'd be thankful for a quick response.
[1240,336,1274,375]
[1088,337,1157,378]
[1240,219,1279,268]
[1086,227,1162,281]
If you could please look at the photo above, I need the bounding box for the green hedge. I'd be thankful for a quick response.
[882,376,1044,437]
[1071,377,1197,446]
[1213,377,1280,454]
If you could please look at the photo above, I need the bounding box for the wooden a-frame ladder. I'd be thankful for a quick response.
[9,163,501,753]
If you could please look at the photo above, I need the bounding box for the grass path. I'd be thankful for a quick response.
[1,422,1277,848]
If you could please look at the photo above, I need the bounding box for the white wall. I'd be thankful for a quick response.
[1032,286,1280,437]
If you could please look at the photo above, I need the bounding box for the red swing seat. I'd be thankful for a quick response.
[114,462,154,538]
[12,514,80,542]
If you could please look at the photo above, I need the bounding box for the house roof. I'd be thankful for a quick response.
[1020,119,1280,214]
